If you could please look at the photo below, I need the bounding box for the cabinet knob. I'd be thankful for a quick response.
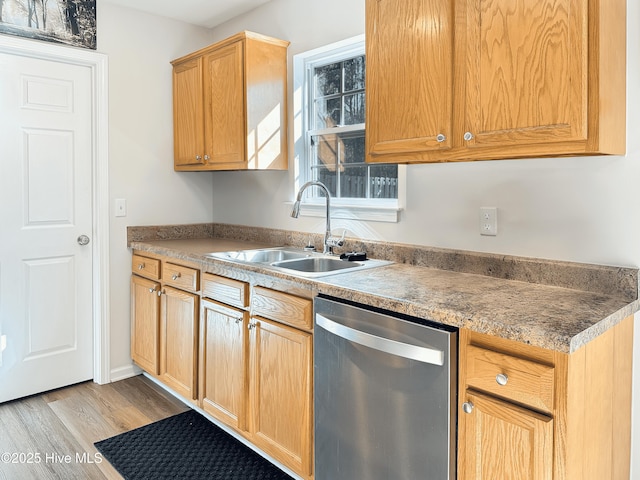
[196,155,202,161]
[235,318,242,325]
[171,273,181,281]
[248,322,257,330]
[204,154,210,161]
[462,401,474,414]
[463,131,474,141]
[436,134,446,143]
[157,289,164,297]
[148,287,156,293]
[496,373,509,386]
[138,263,145,270]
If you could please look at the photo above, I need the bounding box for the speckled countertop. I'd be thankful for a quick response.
[128,223,640,354]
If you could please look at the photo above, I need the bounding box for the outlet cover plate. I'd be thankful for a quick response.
[480,207,497,236]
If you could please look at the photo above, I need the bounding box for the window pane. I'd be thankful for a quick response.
[314,97,341,129]
[369,164,399,199]
[340,165,367,198]
[315,62,341,96]
[344,56,365,91]
[311,165,337,197]
[311,134,340,170]
[304,47,397,202]
[344,92,365,125]
[341,133,365,164]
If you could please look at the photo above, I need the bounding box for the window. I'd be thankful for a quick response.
[294,36,401,221]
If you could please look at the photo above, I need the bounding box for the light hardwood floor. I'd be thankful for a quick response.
[0,375,189,480]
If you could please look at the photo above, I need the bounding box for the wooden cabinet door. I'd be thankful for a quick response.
[366,0,624,163]
[248,316,313,477]
[203,41,246,169]
[459,391,553,480]
[460,0,587,152]
[160,286,199,401]
[172,57,205,168]
[366,0,454,161]
[130,275,160,374]
[200,299,248,430]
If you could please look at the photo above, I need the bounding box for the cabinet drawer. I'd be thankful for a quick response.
[251,286,312,330]
[132,254,161,280]
[202,273,248,309]
[162,262,200,292]
[466,344,555,413]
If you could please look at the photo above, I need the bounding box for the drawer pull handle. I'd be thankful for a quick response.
[138,263,145,270]
[172,273,181,280]
[462,402,474,414]
[496,373,509,386]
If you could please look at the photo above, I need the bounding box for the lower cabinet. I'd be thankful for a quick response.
[200,299,248,430]
[460,390,553,480]
[458,316,633,480]
[197,272,314,479]
[159,285,199,401]
[131,253,200,403]
[248,316,312,476]
[130,275,160,375]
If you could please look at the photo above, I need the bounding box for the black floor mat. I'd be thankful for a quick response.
[94,409,294,480]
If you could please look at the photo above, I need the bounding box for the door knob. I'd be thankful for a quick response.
[77,235,90,246]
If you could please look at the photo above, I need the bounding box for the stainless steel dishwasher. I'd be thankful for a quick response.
[314,296,457,480]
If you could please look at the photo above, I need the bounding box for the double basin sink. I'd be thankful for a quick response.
[207,247,391,278]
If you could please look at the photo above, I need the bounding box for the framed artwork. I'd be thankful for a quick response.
[0,0,96,49]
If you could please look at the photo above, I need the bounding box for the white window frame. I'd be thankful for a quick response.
[292,35,404,223]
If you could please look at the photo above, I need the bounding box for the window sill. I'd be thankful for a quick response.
[288,201,401,223]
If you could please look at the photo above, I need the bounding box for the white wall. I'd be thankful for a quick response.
[97,3,215,377]
[208,0,640,268]
[97,0,640,474]
[207,0,640,474]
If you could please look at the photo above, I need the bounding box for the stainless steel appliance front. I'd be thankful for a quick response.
[314,296,457,480]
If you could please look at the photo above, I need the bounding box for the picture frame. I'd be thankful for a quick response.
[0,0,96,49]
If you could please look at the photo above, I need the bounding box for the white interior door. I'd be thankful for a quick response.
[0,51,94,403]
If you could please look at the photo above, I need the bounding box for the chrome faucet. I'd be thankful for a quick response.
[291,181,345,254]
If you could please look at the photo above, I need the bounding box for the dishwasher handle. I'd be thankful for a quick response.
[316,314,445,366]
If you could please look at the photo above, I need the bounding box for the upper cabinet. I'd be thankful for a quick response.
[365,0,626,164]
[171,31,290,171]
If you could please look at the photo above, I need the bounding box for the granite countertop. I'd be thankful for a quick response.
[128,225,640,354]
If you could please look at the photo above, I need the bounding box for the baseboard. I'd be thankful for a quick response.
[109,363,142,382]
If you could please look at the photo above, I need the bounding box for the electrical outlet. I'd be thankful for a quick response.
[480,207,498,236]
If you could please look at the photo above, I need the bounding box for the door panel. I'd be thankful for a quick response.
[0,53,93,403]
[25,129,74,224]
[204,42,246,167]
[160,287,198,401]
[200,299,247,429]
[463,0,587,147]
[460,391,553,480]
[366,0,454,159]
[173,58,204,167]
[249,317,312,475]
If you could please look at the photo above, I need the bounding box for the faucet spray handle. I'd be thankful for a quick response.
[327,229,346,249]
